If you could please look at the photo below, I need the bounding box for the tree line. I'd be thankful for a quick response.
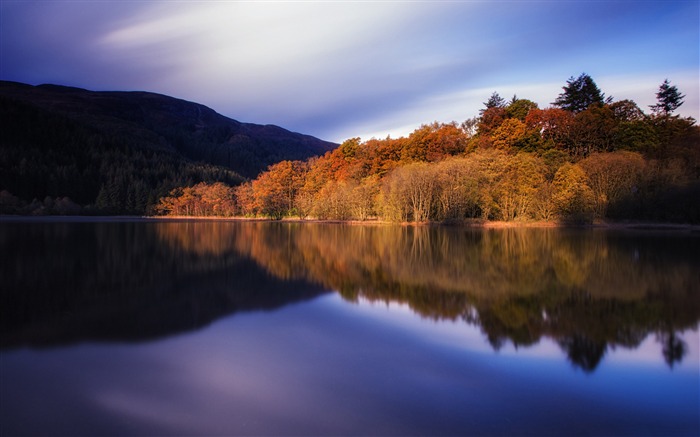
[0,95,243,215]
[156,75,699,223]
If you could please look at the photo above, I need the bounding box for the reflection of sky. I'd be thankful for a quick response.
[352,296,700,370]
[2,293,698,436]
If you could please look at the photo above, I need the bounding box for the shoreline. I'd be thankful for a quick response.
[147,216,700,231]
[2,214,698,232]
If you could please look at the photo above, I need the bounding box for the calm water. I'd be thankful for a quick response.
[1,218,699,436]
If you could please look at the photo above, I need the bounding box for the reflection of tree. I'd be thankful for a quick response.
[10,219,697,370]
[558,335,607,373]
[476,297,545,350]
[231,223,700,371]
[1,221,326,349]
[155,220,240,257]
[658,330,687,369]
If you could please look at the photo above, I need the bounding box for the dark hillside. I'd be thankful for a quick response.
[0,81,337,214]
[0,81,336,178]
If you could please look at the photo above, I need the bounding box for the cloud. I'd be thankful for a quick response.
[1,1,698,142]
[92,3,447,130]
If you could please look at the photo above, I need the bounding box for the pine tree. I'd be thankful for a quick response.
[553,73,608,113]
[480,92,506,114]
[649,79,685,116]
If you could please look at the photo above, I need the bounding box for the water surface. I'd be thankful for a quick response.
[2,219,698,435]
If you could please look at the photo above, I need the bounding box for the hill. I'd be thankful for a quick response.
[0,81,336,214]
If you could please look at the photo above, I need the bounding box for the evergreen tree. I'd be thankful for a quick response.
[553,73,609,113]
[481,92,506,114]
[649,79,685,115]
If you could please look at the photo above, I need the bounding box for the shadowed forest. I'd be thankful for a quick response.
[0,81,334,214]
[156,75,699,224]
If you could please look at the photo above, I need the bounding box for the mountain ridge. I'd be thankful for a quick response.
[0,81,337,214]
[0,81,337,178]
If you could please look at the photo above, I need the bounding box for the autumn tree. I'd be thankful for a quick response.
[364,137,404,177]
[300,155,332,195]
[231,77,697,224]
[312,180,352,220]
[477,106,507,139]
[249,160,307,219]
[348,176,380,220]
[552,163,594,222]
[461,117,480,140]
[201,182,238,216]
[492,153,547,221]
[525,108,575,150]
[469,149,510,220]
[234,182,256,216]
[432,158,480,220]
[401,162,437,222]
[338,137,361,160]
[491,118,541,152]
[381,163,437,222]
[579,152,645,219]
[401,122,468,162]
[477,98,541,152]
[536,148,566,176]
[252,171,286,219]
[155,182,236,217]
[491,118,528,151]
[567,104,617,158]
[379,175,409,222]
[532,181,556,221]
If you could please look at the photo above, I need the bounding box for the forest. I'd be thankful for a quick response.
[0,95,242,215]
[1,75,698,223]
[156,74,699,223]
[0,81,333,215]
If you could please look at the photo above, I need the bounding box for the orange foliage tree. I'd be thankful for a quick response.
[552,163,595,222]
[401,122,468,162]
[525,108,575,150]
[155,182,236,216]
[250,160,308,219]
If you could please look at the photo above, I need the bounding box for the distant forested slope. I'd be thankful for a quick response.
[0,81,336,214]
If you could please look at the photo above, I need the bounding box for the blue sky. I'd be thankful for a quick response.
[1,1,698,143]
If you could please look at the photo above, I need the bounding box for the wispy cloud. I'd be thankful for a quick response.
[1,1,697,142]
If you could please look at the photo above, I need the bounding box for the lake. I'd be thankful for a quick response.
[1,218,698,436]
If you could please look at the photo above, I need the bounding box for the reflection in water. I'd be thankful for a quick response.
[2,219,699,436]
[2,219,699,372]
[1,220,326,348]
[226,222,700,372]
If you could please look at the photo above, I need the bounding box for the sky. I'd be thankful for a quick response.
[1,1,698,143]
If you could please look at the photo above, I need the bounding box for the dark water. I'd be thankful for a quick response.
[1,218,698,436]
